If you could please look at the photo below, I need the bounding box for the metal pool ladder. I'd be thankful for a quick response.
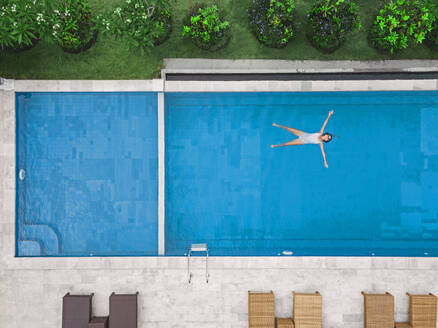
[187,243,209,283]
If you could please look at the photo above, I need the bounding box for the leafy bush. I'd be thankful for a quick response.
[0,0,48,52]
[425,0,438,49]
[247,0,295,48]
[50,0,98,53]
[427,26,438,48]
[182,3,230,51]
[369,0,435,55]
[101,0,172,54]
[306,0,361,53]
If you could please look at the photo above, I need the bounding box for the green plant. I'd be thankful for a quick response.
[369,0,435,55]
[49,0,98,53]
[247,0,295,48]
[182,3,230,51]
[306,0,361,53]
[0,0,49,51]
[425,0,438,49]
[100,0,172,55]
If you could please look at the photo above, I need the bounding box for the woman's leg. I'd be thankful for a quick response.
[272,123,305,136]
[271,139,304,148]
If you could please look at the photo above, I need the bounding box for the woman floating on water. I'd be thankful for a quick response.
[271,110,334,168]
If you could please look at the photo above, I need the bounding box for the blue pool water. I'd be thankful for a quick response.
[165,92,438,256]
[16,91,438,257]
[16,92,158,256]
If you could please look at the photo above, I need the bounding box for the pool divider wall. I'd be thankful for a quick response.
[158,92,165,255]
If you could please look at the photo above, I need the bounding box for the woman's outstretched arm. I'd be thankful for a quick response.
[320,110,334,133]
[319,143,328,168]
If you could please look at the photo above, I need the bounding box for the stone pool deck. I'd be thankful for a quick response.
[1,59,438,328]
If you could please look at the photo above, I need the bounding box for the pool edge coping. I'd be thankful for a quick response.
[3,79,438,93]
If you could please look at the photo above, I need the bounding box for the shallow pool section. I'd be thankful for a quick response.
[165,92,438,256]
[16,92,158,256]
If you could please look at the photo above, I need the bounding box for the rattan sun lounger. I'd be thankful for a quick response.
[395,293,437,328]
[277,317,295,328]
[362,291,394,328]
[395,323,412,328]
[109,292,139,328]
[62,292,93,328]
[248,291,275,328]
[292,291,322,328]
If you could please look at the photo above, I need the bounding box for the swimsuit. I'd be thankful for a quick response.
[298,133,321,144]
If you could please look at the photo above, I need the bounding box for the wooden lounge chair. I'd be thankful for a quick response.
[248,291,275,328]
[109,292,139,328]
[395,293,437,328]
[89,316,108,328]
[292,291,322,328]
[362,291,394,328]
[62,292,93,328]
[276,317,295,328]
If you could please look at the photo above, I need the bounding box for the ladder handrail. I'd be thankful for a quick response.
[187,244,209,283]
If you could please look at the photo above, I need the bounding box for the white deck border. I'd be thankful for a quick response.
[9,78,438,93]
[164,79,438,92]
[12,79,164,92]
[162,58,438,72]
[162,58,438,92]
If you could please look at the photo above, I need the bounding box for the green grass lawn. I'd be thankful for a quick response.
[1,0,437,79]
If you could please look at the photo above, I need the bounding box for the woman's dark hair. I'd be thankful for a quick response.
[322,132,333,143]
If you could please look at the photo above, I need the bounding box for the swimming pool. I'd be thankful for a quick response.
[16,91,438,256]
[16,92,158,256]
[165,91,438,256]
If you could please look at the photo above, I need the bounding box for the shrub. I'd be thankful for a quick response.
[182,3,230,51]
[369,0,435,55]
[247,0,295,48]
[50,0,98,54]
[0,0,48,52]
[427,26,438,48]
[425,0,438,49]
[306,0,361,53]
[101,0,172,54]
